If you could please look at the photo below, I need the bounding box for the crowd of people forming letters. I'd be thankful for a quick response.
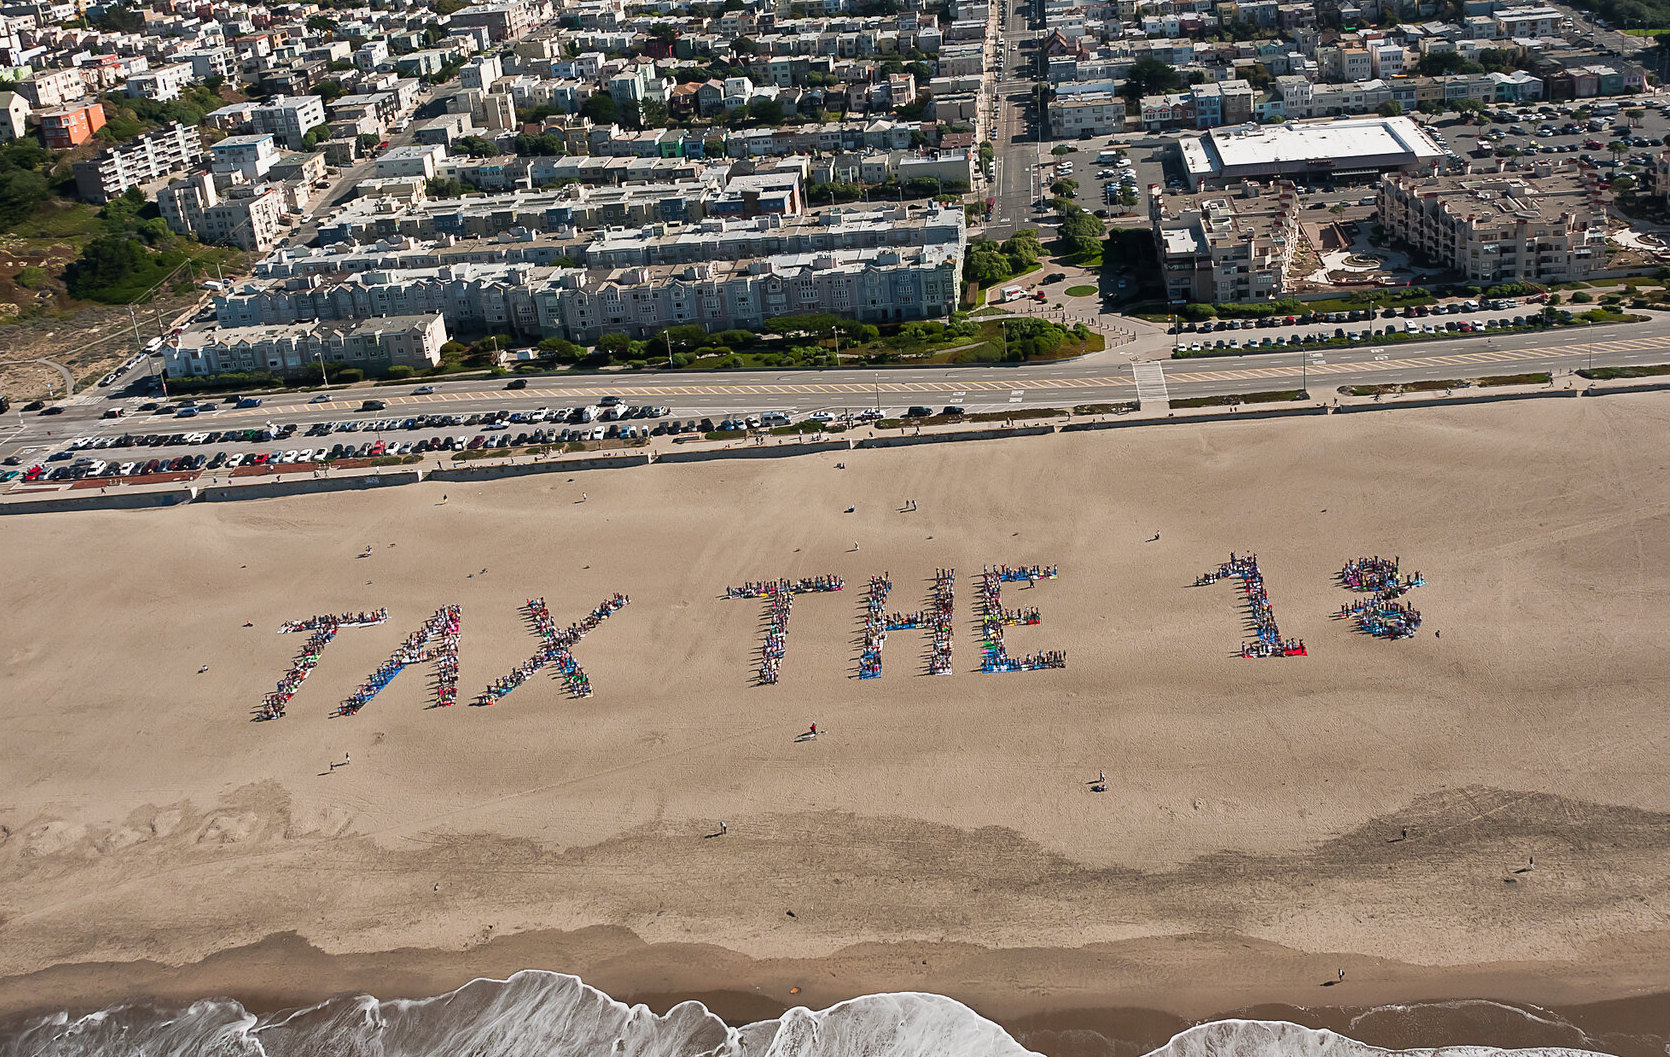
[258,610,389,720]
[1335,556,1425,639]
[476,594,630,703]
[728,575,845,685]
[978,564,1065,673]
[1197,554,1308,659]
[858,569,957,678]
[334,605,461,715]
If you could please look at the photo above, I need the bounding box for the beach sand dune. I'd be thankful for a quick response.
[3,397,1670,1021]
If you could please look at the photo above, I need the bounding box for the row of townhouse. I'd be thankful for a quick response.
[254,203,959,278]
[166,313,450,379]
[534,245,963,342]
[215,237,964,343]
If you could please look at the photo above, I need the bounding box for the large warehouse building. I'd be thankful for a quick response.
[1177,117,1446,189]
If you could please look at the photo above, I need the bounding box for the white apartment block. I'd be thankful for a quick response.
[250,94,326,149]
[72,121,203,202]
[18,66,84,108]
[125,61,194,100]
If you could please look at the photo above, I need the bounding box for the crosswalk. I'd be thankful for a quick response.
[1132,361,1169,409]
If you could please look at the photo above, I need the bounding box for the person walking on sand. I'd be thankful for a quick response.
[442,494,449,504]
[720,820,727,835]
[1338,968,1345,982]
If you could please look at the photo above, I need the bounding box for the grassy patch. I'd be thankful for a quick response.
[10,203,102,239]
[1478,372,1552,387]
[704,428,745,441]
[1172,390,1307,408]
[1341,372,1550,396]
[768,419,840,435]
[1577,363,1670,380]
[1073,403,1138,414]
[966,407,1068,422]
[1064,284,1098,296]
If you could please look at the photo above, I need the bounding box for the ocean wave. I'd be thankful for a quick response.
[0,970,1623,1057]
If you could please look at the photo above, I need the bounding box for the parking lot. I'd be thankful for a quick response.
[3,401,690,484]
[1169,294,1564,353]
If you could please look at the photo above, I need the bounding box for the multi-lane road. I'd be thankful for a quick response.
[7,317,1668,473]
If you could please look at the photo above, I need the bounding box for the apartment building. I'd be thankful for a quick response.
[214,262,551,336]
[1152,180,1301,304]
[37,99,103,147]
[17,67,84,108]
[448,0,538,42]
[209,131,279,180]
[249,94,326,149]
[160,172,288,251]
[124,62,194,101]
[1375,164,1609,283]
[72,121,203,202]
[533,243,963,341]
[1050,91,1126,138]
[167,313,449,378]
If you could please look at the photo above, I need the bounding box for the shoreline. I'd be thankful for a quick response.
[3,930,1669,1056]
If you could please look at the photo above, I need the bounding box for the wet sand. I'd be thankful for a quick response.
[3,396,1670,1048]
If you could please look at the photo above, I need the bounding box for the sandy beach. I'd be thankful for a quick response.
[4,395,1670,1049]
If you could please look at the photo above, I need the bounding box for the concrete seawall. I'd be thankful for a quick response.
[0,488,190,515]
[198,470,423,501]
[855,425,1057,448]
[428,454,650,482]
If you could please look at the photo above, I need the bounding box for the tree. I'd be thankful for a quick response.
[1058,209,1104,256]
[1627,107,1647,127]
[580,93,618,123]
[513,132,564,155]
[1000,230,1041,268]
[596,332,635,357]
[648,22,677,42]
[453,135,498,157]
[732,36,757,54]
[1377,99,1404,117]
[300,123,330,149]
[966,247,1013,286]
[638,98,668,127]
[315,79,346,103]
[1122,57,1181,103]
[93,4,144,31]
[1417,52,1477,77]
[357,132,381,153]
[747,96,783,123]
[306,14,338,33]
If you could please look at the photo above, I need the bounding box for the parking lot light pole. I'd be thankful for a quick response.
[316,350,330,388]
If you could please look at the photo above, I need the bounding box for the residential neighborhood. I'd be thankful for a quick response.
[0,0,1658,382]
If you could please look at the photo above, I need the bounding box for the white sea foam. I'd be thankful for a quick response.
[0,970,1624,1057]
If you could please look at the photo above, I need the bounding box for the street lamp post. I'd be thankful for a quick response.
[316,349,330,388]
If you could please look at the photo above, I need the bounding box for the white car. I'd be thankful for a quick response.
[810,411,836,423]
[225,453,246,467]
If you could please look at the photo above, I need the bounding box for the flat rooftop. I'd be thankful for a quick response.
[1207,117,1444,169]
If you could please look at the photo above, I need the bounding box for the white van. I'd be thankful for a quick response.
[760,411,791,426]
